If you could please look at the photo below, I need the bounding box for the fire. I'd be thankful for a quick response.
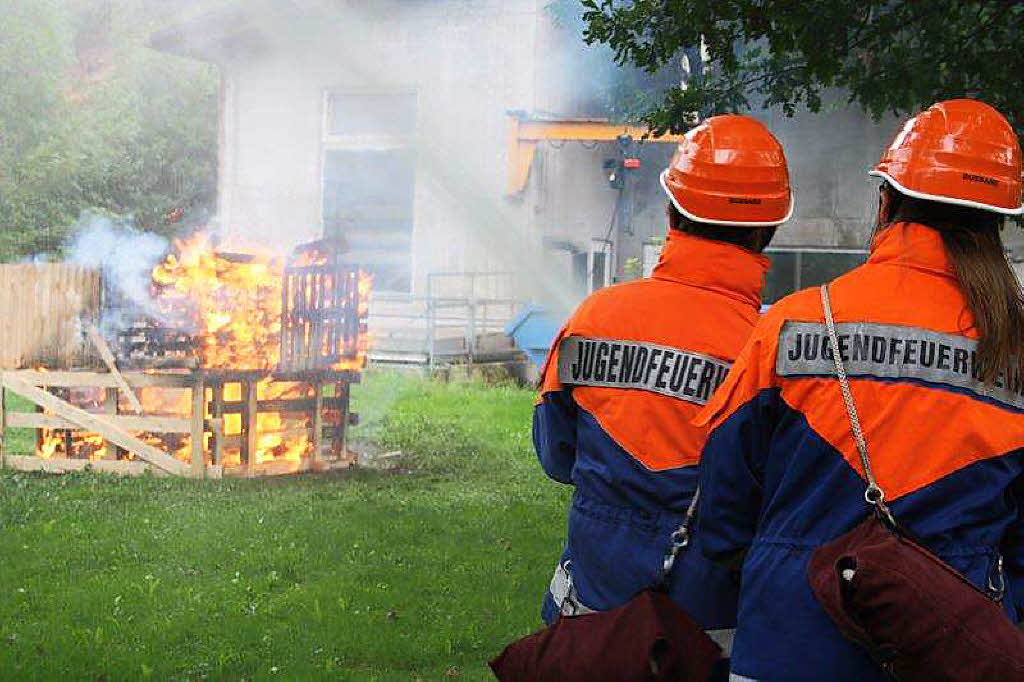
[35,233,371,468]
[151,233,284,370]
[37,387,109,461]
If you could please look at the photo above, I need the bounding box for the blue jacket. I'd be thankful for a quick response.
[696,223,1024,681]
[534,230,768,629]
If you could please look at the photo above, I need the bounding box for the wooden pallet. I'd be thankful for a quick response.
[0,368,358,478]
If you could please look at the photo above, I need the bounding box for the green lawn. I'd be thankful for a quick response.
[0,371,569,681]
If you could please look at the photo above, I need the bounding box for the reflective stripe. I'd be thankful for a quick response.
[548,563,597,616]
[557,336,731,406]
[729,674,758,682]
[776,321,1024,411]
[707,628,735,657]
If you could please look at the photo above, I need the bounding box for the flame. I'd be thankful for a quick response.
[151,233,283,370]
[37,388,109,461]
[35,234,370,468]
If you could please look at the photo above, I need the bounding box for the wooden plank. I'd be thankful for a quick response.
[1,374,189,476]
[211,384,224,465]
[209,418,224,466]
[243,380,257,476]
[296,273,308,371]
[313,272,325,365]
[4,454,223,479]
[0,268,10,368]
[337,381,350,459]
[59,388,74,457]
[0,265,103,370]
[190,371,206,478]
[12,370,194,389]
[312,382,323,464]
[280,272,291,370]
[86,325,144,413]
[6,412,192,433]
[102,387,126,459]
[4,455,165,477]
[272,369,360,383]
[219,397,348,413]
[0,386,5,469]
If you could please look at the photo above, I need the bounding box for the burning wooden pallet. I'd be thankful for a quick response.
[0,237,369,478]
[0,367,358,478]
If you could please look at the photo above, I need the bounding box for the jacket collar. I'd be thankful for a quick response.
[652,229,768,308]
[868,221,956,278]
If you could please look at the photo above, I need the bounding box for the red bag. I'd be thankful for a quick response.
[809,514,1024,681]
[489,492,722,681]
[488,590,721,682]
[808,284,1024,681]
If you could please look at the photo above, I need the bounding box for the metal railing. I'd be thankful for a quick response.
[368,271,524,367]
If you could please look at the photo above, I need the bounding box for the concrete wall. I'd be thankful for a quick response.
[207,1,914,318]
[211,2,577,306]
[210,0,677,316]
[755,101,903,249]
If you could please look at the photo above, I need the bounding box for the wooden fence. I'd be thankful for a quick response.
[0,264,102,369]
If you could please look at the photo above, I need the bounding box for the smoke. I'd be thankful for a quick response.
[66,212,170,333]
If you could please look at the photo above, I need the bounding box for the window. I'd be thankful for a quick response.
[641,239,662,278]
[544,238,615,299]
[322,92,416,292]
[589,239,613,292]
[763,248,868,304]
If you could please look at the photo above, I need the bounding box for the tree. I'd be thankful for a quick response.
[581,1,1024,134]
[0,0,217,260]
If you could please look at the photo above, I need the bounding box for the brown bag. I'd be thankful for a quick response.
[807,283,1024,681]
[488,590,721,682]
[489,491,722,682]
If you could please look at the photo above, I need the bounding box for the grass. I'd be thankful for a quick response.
[0,371,570,681]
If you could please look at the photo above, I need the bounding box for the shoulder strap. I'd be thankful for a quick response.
[659,487,700,586]
[819,284,895,525]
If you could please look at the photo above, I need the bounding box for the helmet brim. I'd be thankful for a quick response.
[869,169,1024,215]
[659,170,795,228]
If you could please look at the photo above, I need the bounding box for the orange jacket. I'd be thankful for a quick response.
[538,230,766,474]
[696,222,1024,681]
[534,229,767,627]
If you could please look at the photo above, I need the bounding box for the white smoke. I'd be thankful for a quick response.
[66,212,170,333]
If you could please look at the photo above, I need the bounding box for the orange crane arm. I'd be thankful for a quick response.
[505,114,687,196]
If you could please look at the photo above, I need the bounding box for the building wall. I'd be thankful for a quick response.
[209,0,680,317]
[207,1,920,319]
[756,101,903,249]
[216,1,557,300]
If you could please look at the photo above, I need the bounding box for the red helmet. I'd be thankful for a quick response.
[871,99,1023,215]
[660,114,794,227]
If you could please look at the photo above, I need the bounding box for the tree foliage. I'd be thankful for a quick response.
[0,0,217,260]
[581,0,1024,134]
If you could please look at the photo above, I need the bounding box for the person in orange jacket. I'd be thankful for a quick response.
[533,115,793,672]
[696,99,1024,682]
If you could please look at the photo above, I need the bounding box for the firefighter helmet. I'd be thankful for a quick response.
[871,99,1023,215]
[660,114,794,227]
